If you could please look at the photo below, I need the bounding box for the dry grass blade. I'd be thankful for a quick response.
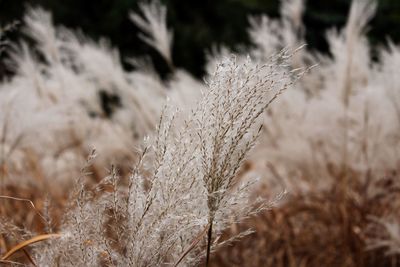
[22,248,38,267]
[173,224,210,267]
[0,195,47,222]
[0,259,27,266]
[1,233,61,261]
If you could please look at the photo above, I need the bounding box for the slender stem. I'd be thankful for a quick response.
[205,220,213,267]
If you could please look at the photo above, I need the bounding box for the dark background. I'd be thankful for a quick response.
[1,0,399,78]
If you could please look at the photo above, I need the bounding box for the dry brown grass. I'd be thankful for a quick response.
[2,161,400,266]
[211,167,400,267]
[0,152,108,263]
[0,185,62,261]
[1,233,61,263]
[1,1,400,264]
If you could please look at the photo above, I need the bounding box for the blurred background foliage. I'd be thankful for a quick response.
[0,0,399,78]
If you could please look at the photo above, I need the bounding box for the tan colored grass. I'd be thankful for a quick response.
[1,233,61,261]
[211,168,400,267]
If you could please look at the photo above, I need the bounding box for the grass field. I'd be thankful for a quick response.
[1,0,400,266]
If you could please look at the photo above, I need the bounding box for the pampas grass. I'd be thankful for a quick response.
[1,0,400,266]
